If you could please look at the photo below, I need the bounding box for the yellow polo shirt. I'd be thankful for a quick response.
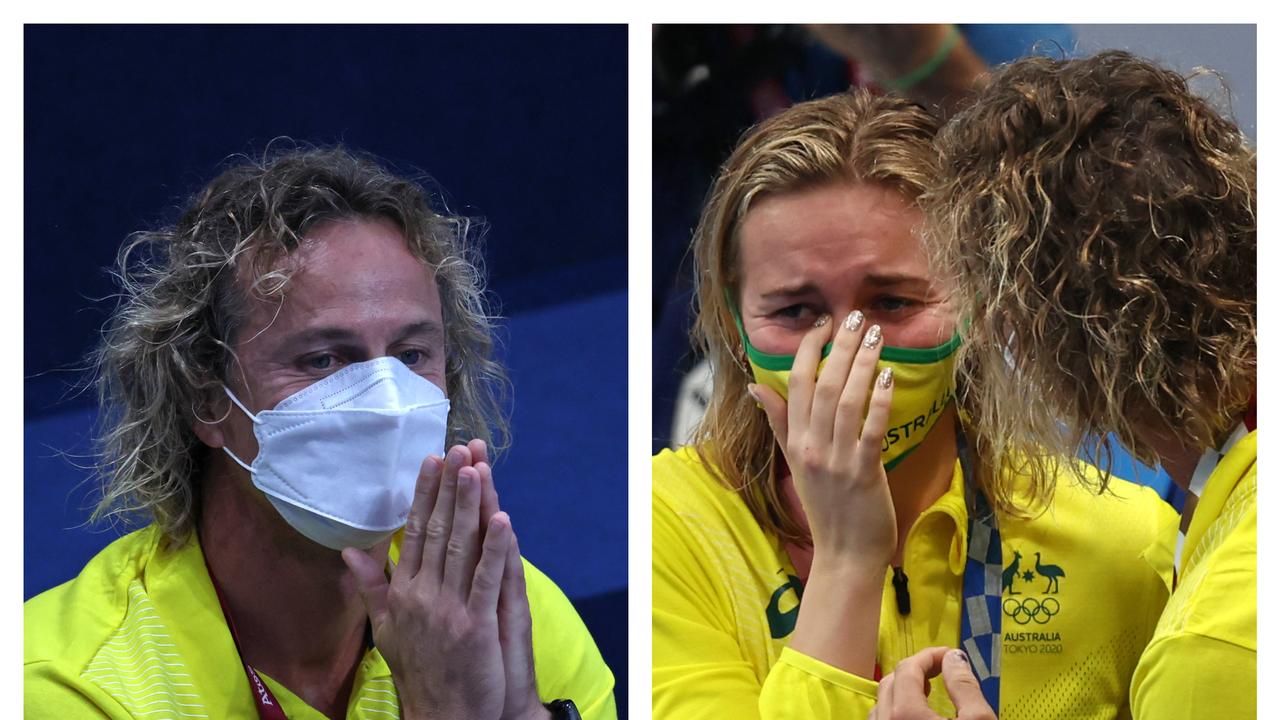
[1130,431,1256,719]
[653,445,1176,719]
[25,525,617,719]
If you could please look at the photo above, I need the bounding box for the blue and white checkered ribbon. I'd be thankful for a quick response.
[958,432,1002,713]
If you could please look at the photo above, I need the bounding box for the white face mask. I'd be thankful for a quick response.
[222,357,450,551]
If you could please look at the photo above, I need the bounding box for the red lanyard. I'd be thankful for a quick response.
[209,574,290,720]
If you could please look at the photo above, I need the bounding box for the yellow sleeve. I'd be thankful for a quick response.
[525,559,617,720]
[653,491,879,718]
[761,649,880,718]
[1131,633,1255,719]
[24,660,124,719]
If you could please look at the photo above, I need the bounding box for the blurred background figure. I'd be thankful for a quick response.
[651,23,1255,512]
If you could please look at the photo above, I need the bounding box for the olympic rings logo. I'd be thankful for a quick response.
[1003,597,1060,625]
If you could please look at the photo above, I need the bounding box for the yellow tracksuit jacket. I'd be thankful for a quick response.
[1130,430,1256,719]
[25,525,617,719]
[653,445,1175,719]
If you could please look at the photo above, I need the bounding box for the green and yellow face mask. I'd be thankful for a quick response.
[732,307,960,471]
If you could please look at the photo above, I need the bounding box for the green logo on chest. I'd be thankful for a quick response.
[1002,549,1067,595]
[765,574,804,639]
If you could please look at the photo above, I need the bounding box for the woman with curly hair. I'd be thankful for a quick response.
[882,51,1256,719]
[652,89,1177,719]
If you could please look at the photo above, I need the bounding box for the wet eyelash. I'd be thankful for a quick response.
[772,304,816,319]
[874,296,917,311]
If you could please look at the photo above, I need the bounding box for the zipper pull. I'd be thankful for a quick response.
[892,566,911,616]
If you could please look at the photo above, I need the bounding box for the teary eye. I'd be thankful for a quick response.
[771,304,822,322]
[872,296,914,312]
[307,354,337,371]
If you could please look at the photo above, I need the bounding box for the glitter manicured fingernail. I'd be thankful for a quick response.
[877,367,894,388]
[842,310,865,332]
[813,314,831,328]
[863,324,883,348]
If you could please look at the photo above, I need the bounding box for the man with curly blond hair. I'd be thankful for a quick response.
[24,147,615,720]
[878,51,1255,720]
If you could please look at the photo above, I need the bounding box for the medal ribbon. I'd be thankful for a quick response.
[957,430,1002,713]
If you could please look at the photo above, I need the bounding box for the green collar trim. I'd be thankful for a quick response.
[883,439,923,472]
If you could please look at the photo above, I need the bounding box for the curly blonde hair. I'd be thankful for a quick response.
[925,51,1256,495]
[690,90,946,544]
[92,146,509,545]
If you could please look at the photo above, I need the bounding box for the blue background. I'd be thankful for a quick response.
[25,24,629,713]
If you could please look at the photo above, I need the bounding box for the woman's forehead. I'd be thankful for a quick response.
[736,181,928,294]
